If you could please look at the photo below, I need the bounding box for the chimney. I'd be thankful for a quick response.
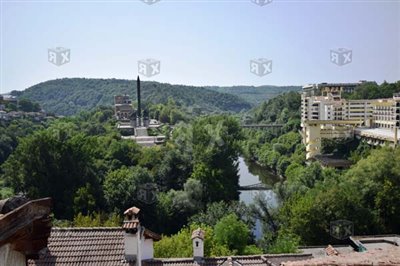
[123,207,141,264]
[192,228,205,263]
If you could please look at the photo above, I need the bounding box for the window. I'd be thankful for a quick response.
[196,241,199,247]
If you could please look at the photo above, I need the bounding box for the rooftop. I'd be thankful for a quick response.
[284,246,400,266]
[27,228,312,266]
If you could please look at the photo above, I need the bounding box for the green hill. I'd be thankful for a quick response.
[206,85,301,106]
[13,78,253,116]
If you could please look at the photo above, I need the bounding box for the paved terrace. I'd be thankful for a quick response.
[355,127,400,142]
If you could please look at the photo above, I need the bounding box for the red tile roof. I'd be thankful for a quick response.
[28,228,130,266]
[123,220,140,230]
[27,228,311,266]
[144,254,313,266]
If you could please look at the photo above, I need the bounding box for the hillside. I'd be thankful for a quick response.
[206,85,301,106]
[13,78,253,116]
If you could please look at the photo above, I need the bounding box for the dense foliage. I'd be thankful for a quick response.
[207,85,301,107]
[14,78,253,116]
[250,91,301,126]
[2,80,400,257]
[0,108,246,238]
[343,81,400,100]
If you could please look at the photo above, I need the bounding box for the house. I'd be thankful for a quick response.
[25,203,312,266]
[0,110,9,120]
[3,196,399,266]
[27,206,163,266]
[1,94,18,105]
[8,111,23,119]
[0,197,52,266]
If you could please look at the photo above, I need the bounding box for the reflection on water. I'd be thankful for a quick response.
[238,157,280,206]
[238,157,281,239]
[245,158,281,186]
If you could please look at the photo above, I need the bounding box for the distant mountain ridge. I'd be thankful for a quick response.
[13,78,301,116]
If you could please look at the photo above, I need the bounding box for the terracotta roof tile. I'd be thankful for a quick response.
[28,228,311,266]
[324,245,338,256]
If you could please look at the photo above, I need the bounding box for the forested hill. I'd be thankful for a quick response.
[13,78,254,116]
[207,85,301,106]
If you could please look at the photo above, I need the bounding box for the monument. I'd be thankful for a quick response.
[114,75,165,146]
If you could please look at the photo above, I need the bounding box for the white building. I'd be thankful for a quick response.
[301,86,400,159]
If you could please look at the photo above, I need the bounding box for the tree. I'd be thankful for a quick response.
[103,166,154,213]
[18,98,41,112]
[72,212,121,227]
[267,231,300,254]
[213,214,250,254]
[154,224,231,258]
[190,116,242,202]
[1,129,102,219]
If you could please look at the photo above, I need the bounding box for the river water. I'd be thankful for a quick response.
[237,157,280,238]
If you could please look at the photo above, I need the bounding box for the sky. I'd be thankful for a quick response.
[1,0,400,93]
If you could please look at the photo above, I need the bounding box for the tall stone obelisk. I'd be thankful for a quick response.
[137,76,141,127]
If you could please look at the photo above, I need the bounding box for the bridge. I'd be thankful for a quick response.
[239,183,272,191]
[241,124,285,130]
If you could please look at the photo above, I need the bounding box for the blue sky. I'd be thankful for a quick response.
[1,0,399,92]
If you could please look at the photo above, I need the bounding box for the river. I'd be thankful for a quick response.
[238,157,280,238]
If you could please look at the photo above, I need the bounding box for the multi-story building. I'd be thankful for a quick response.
[372,94,400,129]
[301,85,400,159]
[114,95,133,121]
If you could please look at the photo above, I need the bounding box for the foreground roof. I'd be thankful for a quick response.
[0,197,52,258]
[27,228,312,266]
[283,246,400,266]
[145,254,312,266]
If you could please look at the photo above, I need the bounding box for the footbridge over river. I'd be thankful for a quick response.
[239,183,272,191]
